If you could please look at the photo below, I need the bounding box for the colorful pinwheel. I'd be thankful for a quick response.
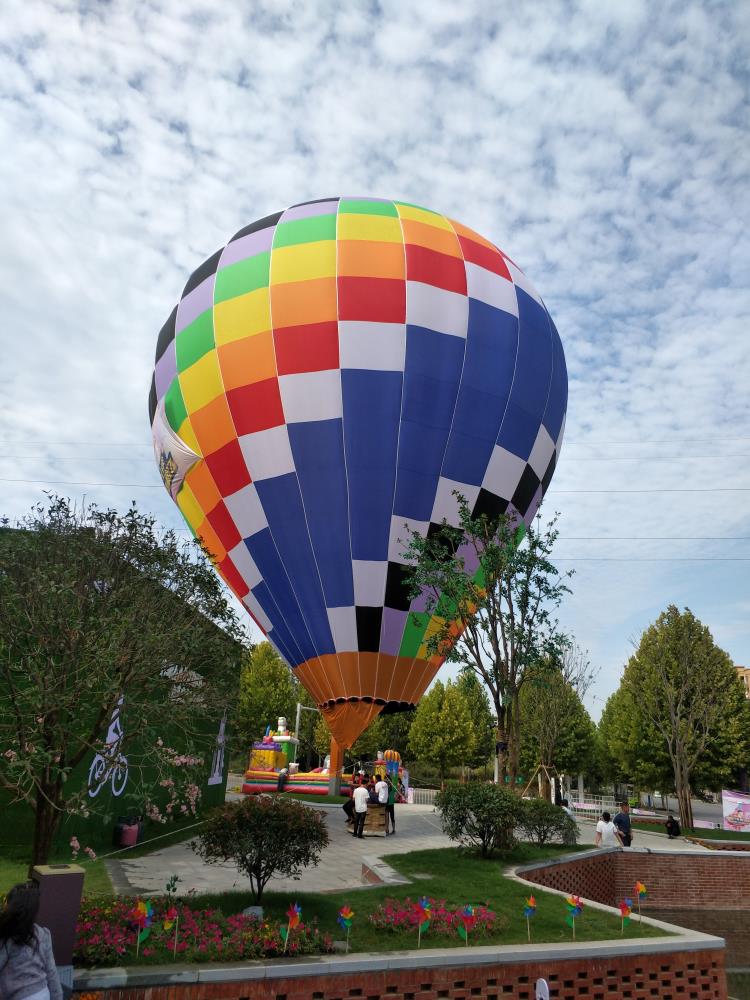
[634,880,647,919]
[565,895,584,938]
[457,904,477,945]
[414,897,432,948]
[619,897,633,934]
[523,895,536,941]
[281,902,302,952]
[337,904,354,951]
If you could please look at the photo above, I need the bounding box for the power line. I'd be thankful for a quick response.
[552,487,750,493]
[553,557,750,562]
[0,477,163,488]
[558,536,750,541]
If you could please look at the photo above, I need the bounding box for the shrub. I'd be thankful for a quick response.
[369,896,504,938]
[192,795,329,901]
[435,783,523,857]
[518,798,578,846]
[74,895,333,966]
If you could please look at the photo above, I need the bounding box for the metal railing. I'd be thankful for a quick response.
[409,786,438,805]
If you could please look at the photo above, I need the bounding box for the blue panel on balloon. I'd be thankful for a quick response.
[254,474,335,656]
[496,287,553,460]
[252,582,298,664]
[460,299,518,396]
[342,369,402,562]
[242,532,316,664]
[288,418,354,608]
[542,321,567,442]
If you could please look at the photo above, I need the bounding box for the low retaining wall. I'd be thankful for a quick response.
[74,936,726,1000]
[516,847,750,911]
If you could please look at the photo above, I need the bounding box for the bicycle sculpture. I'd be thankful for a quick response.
[88,696,129,798]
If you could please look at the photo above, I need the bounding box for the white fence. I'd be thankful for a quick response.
[409,786,438,805]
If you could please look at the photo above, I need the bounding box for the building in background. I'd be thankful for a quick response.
[737,665,750,699]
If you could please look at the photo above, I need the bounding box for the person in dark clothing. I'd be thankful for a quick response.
[665,814,681,839]
[613,802,633,847]
[342,793,355,825]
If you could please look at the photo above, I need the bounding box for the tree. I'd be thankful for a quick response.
[620,605,750,827]
[518,798,578,847]
[407,679,475,786]
[0,497,245,865]
[312,709,415,766]
[193,795,329,902]
[456,671,496,771]
[598,686,672,793]
[404,498,571,785]
[435,783,522,857]
[519,645,598,789]
[237,642,301,745]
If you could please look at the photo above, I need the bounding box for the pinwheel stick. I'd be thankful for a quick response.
[526,915,531,942]
[346,924,350,954]
[173,914,179,959]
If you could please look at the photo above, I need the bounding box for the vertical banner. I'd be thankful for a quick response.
[722,789,750,832]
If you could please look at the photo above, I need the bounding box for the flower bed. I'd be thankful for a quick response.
[369,897,504,940]
[74,897,333,966]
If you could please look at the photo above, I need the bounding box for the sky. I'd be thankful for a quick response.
[1,1,748,719]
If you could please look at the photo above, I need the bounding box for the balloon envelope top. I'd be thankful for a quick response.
[150,197,567,748]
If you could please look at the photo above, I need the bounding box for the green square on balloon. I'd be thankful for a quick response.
[164,379,188,434]
[176,311,214,372]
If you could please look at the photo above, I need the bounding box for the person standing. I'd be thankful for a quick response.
[595,810,624,848]
[385,775,397,836]
[613,801,633,847]
[0,882,63,1000]
[352,778,370,839]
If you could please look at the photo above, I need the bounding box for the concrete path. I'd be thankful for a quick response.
[106,801,453,897]
[576,818,710,852]
[106,791,711,898]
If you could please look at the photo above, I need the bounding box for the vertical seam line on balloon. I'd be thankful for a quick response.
[334,198,362,705]
[267,207,345,704]
[210,234,311,679]
[407,212,472,702]
[533,303,559,521]
[381,201,424,708]
[244,214,334,703]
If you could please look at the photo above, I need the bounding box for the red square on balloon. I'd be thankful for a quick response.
[218,553,250,598]
[204,438,251,497]
[338,277,406,323]
[206,499,242,552]
[227,378,285,435]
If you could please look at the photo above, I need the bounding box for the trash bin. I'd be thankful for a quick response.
[31,864,85,996]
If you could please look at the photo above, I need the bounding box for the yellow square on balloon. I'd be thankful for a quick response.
[176,480,206,534]
[213,287,272,346]
[179,349,224,414]
[271,240,336,285]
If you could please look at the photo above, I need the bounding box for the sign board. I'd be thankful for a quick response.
[722,789,750,832]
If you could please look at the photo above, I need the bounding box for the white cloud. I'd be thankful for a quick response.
[0,0,748,714]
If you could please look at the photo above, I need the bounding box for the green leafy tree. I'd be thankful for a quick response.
[408,679,475,786]
[598,686,672,792]
[404,498,571,785]
[237,642,300,745]
[435,783,522,857]
[193,796,329,902]
[619,605,750,827]
[518,798,578,846]
[457,671,496,770]
[0,497,244,865]
[519,648,598,786]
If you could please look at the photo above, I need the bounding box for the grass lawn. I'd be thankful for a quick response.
[684,827,750,841]
[190,845,667,952]
[0,844,112,898]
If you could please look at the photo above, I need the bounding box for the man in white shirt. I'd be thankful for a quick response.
[352,780,370,838]
[594,810,624,848]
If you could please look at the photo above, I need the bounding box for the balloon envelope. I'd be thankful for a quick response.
[150,198,567,747]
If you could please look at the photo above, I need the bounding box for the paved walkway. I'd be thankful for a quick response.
[106,795,710,898]
[576,818,709,852]
[107,802,453,897]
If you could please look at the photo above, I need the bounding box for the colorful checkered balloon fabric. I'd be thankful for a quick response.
[149,197,567,747]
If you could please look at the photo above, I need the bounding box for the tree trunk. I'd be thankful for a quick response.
[508,692,521,789]
[31,787,62,868]
[674,759,694,830]
[494,704,508,785]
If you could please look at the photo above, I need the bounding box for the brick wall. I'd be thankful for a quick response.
[519,849,750,911]
[77,946,726,1000]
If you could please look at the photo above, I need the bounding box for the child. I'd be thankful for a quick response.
[665,814,681,839]
[0,882,62,1000]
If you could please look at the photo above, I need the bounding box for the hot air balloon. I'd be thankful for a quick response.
[149,197,567,773]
